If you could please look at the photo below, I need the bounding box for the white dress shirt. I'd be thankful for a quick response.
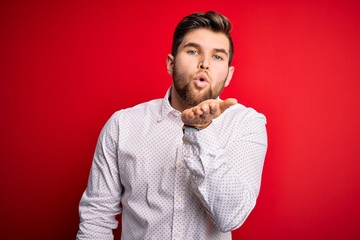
[77,89,267,240]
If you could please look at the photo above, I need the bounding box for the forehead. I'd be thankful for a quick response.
[180,28,230,52]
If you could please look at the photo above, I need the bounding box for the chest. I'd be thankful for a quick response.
[117,118,185,195]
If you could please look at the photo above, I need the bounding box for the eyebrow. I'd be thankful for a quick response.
[183,42,229,57]
[213,48,229,57]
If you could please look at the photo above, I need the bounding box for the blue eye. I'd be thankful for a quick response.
[213,55,223,61]
[188,50,199,55]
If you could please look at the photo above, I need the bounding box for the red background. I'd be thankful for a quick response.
[1,0,360,239]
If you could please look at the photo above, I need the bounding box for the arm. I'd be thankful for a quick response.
[77,113,122,240]
[182,100,267,232]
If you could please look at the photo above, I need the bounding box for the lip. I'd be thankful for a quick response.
[195,72,209,83]
[193,72,209,89]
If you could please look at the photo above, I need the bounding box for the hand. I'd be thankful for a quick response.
[181,98,238,129]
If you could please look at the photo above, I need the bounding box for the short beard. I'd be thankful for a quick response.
[172,64,226,107]
[174,82,213,107]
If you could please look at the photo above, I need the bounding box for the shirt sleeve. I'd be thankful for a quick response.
[77,112,122,240]
[182,107,268,232]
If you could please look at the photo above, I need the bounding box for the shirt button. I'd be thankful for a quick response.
[177,161,185,169]
[175,195,181,203]
[174,231,180,238]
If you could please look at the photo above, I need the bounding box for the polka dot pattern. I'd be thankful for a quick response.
[77,89,267,240]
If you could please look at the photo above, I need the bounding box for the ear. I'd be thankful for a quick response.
[224,66,235,87]
[166,54,174,76]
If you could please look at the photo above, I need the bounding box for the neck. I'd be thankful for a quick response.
[169,86,190,112]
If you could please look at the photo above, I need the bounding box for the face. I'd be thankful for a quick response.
[167,28,234,111]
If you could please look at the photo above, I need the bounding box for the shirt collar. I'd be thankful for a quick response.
[158,88,181,122]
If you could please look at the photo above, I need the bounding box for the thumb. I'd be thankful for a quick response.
[219,98,238,113]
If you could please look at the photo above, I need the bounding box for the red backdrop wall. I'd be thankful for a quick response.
[1,0,359,239]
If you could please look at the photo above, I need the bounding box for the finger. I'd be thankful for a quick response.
[224,98,238,106]
[194,107,204,116]
[188,111,195,120]
[200,104,210,117]
[182,109,195,121]
[219,98,238,113]
[209,102,218,114]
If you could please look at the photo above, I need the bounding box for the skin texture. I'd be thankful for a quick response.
[166,28,237,129]
[181,98,238,129]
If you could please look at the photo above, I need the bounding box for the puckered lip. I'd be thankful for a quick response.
[194,72,209,83]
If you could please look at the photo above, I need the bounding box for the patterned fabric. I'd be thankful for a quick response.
[77,89,267,240]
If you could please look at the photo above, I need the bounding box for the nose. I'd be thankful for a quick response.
[198,56,210,70]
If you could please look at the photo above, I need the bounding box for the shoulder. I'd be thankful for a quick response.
[225,103,267,125]
[110,98,163,121]
[218,103,267,145]
[99,98,163,136]
[213,102,267,139]
[101,98,164,134]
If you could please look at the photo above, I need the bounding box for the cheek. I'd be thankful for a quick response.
[212,66,229,81]
[175,58,195,74]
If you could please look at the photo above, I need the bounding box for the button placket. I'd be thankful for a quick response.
[172,145,187,239]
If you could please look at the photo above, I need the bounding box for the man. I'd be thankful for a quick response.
[77,11,267,240]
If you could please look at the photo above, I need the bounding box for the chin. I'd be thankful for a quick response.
[185,92,212,106]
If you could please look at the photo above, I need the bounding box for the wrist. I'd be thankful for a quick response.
[182,124,200,134]
[183,121,212,132]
